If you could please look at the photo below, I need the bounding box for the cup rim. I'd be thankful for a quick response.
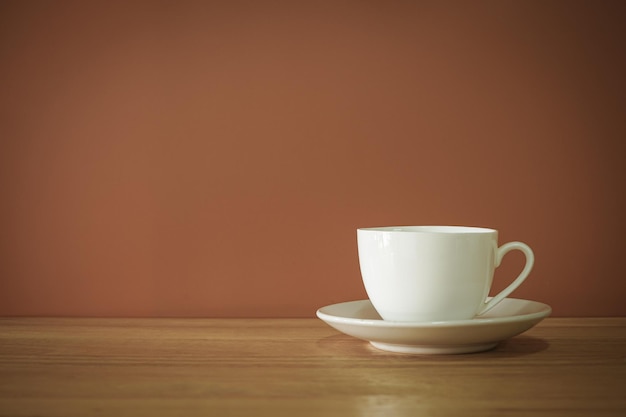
[357,225,497,234]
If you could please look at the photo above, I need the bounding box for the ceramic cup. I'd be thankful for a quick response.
[357,226,534,322]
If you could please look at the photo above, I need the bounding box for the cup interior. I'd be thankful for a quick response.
[358,225,495,234]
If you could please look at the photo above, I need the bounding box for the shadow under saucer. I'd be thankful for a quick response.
[486,335,550,357]
[317,333,550,358]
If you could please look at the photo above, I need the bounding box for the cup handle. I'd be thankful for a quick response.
[476,241,534,316]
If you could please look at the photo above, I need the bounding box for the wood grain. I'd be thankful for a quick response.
[0,318,625,416]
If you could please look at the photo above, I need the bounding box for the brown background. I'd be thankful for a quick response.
[1,0,624,317]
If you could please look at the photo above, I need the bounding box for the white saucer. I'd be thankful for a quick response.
[316,298,551,354]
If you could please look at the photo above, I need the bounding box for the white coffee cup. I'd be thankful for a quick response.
[357,226,534,322]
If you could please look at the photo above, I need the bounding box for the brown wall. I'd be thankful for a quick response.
[1,0,624,317]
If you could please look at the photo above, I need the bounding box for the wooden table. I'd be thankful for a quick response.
[0,318,624,416]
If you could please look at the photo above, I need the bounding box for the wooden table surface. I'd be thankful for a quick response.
[0,317,625,416]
